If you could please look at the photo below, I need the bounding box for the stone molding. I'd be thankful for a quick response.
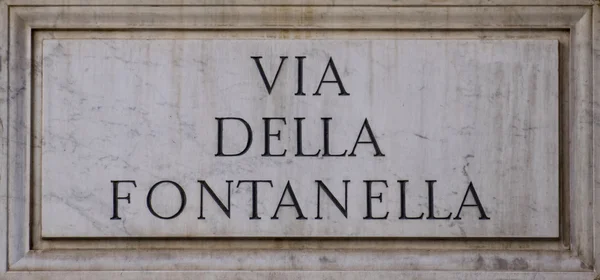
[0,1,598,279]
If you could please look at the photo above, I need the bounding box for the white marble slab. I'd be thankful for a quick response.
[40,39,558,238]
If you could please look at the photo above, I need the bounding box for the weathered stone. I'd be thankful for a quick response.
[40,40,558,238]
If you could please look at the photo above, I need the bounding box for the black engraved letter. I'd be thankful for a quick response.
[237,180,274,220]
[146,180,187,220]
[313,57,350,96]
[398,180,424,220]
[198,180,231,219]
[295,56,306,96]
[315,180,349,219]
[262,117,287,157]
[252,56,287,95]
[215,117,253,157]
[322,117,347,157]
[454,182,490,220]
[363,180,389,220]
[295,117,321,157]
[110,180,137,220]
[426,180,452,220]
[271,181,307,220]
[349,118,385,157]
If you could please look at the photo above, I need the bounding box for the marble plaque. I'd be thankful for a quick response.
[40,39,558,238]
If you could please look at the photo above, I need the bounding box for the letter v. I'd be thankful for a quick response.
[251,56,288,95]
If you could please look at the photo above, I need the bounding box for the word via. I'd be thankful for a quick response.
[251,56,349,96]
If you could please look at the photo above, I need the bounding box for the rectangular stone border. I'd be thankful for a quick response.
[0,1,597,279]
[29,29,571,251]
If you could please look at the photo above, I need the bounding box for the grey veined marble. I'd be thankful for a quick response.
[40,39,558,238]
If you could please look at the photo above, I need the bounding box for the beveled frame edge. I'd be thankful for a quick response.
[1,3,597,279]
[2,0,598,6]
[0,0,8,276]
[593,3,600,277]
[1,271,598,280]
[29,28,570,244]
[570,3,594,272]
[26,28,571,254]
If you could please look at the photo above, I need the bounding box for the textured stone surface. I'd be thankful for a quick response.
[40,39,558,238]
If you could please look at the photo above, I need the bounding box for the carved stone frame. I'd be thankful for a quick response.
[0,1,598,279]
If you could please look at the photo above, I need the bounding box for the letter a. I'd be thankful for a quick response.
[313,57,350,96]
[453,182,490,220]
